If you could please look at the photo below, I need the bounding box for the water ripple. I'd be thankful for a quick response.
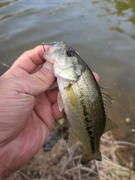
[0,0,18,8]
[0,8,36,21]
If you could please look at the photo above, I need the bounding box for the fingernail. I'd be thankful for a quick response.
[43,61,53,70]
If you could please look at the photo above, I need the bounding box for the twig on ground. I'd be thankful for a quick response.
[19,171,33,180]
[114,141,135,147]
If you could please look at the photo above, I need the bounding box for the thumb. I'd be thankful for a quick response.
[21,61,55,96]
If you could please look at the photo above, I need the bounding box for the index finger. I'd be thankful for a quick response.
[10,45,50,73]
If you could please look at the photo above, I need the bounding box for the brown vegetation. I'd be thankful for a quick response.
[8,132,135,180]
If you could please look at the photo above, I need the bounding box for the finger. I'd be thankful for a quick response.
[4,62,55,97]
[46,87,58,104]
[51,102,65,121]
[93,72,99,82]
[10,45,50,74]
[35,93,65,129]
[22,64,55,96]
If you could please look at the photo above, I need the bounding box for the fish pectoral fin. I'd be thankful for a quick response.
[65,84,78,109]
[67,128,80,154]
[57,92,64,112]
[104,118,118,133]
[81,151,102,164]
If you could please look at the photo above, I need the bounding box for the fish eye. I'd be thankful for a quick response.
[66,49,75,57]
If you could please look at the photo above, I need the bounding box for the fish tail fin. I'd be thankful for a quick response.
[81,151,102,164]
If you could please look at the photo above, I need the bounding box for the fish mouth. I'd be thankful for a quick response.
[50,42,68,59]
[43,41,67,64]
[43,41,67,55]
[52,41,66,52]
[42,41,66,47]
[42,41,59,46]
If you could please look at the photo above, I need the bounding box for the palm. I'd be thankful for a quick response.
[0,87,58,173]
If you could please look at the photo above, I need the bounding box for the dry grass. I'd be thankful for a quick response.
[99,134,135,180]
[7,132,135,180]
[8,139,98,180]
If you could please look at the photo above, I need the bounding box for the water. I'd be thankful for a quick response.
[0,0,135,169]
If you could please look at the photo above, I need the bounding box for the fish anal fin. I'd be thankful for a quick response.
[67,128,80,154]
[104,118,118,133]
[57,92,64,112]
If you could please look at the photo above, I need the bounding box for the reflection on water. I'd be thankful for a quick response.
[115,0,135,18]
[0,0,18,8]
[95,0,135,39]
[114,0,135,39]
[0,0,135,172]
[0,1,11,8]
[0,8,36,21]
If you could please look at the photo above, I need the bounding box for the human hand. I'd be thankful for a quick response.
[0,45,65,179]
[0,45,99,179]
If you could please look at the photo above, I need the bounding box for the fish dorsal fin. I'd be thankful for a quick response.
[101,87,113,114]
[104,118,118,133]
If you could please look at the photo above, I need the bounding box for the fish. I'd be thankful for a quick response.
[43,41,117,164]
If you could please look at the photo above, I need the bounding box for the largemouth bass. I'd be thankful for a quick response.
[43,42,117,164]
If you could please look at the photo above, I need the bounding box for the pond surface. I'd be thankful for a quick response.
[0,0,135,170]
